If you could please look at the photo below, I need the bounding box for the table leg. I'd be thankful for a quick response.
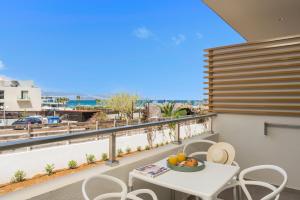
[128,173,133,192]
[170,189,175,200]
[238,186,242,200]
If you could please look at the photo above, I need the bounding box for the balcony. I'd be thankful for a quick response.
[0,111,299,200]
[1,36,300,200]
[17,96,31,102]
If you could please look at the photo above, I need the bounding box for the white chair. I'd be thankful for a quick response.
[217,165,288,200]
[183,140,240,200]
[82,174,158,200]
[183,139,216,158]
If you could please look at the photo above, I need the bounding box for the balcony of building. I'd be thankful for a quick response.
[1,6,300,200]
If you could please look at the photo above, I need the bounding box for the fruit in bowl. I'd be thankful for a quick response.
[167,153,198,167]
[182,158,198,167]
[177,152,186,162]
[168,155,178,165]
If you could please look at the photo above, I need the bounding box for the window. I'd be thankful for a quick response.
[0,90,4,99]
[0,103,4,110]
[21,91,29,99]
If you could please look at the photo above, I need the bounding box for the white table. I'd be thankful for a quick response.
[129,158,240,200]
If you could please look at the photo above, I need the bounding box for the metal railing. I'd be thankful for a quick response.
[0,113,216,166]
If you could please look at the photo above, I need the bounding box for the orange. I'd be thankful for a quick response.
[177,152,186,162]
[168,155,178,165]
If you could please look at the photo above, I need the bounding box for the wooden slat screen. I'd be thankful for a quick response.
[205,35,300,116]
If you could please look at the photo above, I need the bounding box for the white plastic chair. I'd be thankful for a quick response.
[183,139,216,158]
[217,165,288,200]
[183,140,241,200]
[82,174,158,200]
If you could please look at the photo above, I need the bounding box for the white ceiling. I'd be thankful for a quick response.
[202,0,300,41]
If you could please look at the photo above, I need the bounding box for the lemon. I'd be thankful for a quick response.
[177,152,186,162]
[168,155,178,165]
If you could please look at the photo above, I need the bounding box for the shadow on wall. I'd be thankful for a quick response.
[18,102,33,109]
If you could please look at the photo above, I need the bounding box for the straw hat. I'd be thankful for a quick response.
[207,142,235,165]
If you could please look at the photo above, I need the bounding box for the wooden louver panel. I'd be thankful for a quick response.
[205,35,300,116]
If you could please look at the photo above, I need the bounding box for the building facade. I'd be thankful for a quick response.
[0,79,42,112]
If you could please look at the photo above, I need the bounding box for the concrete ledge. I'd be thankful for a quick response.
[1,133,219,200]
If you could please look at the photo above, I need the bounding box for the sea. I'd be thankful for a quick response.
[66,100,203,109]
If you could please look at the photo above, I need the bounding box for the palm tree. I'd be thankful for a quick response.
[159,103,187,140]
[76,95,81,107]
[159,103,187,118]
[56,97,69,109]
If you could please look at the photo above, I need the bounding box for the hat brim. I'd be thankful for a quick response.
[207,142,235,165]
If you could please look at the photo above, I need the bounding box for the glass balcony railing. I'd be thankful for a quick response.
[17,96,31,101]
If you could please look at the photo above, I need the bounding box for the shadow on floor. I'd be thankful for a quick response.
[188,186,300,200]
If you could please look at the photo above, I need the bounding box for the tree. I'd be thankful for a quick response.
[56,97,69,108]
[107,93,139,119]
[76,95,81,107]
[159,103,187,140]
[159,103,187,118]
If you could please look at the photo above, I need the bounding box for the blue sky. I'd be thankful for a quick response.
[0,0,244,100]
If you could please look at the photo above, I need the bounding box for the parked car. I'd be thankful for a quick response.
[12,117,42,130]
[47,116,61,124]
[29,115,48,124]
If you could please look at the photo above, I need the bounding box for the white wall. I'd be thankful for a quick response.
[2,134,219,200]
[0,86,41,112]
[0,123,205,184]
[214,114,300,190]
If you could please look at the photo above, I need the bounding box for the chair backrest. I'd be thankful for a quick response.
[239,165,288,200]
[94,193,144,200]
[183,139,216,158]
[82,174,128,200]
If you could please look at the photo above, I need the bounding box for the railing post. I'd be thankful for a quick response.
[95,121,99,140]
[66,122,71,144]
[106,133,119,166]
[27,123,32,151]
[113,118,116,127]
[27,123,32,135]
[173,123,182,145]
[67,122,70,133]
[209,117,214,134]
[96,120,99,130]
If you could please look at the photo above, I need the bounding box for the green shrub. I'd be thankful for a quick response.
[11,170,26,183]
[117,149,123,157]
[101,153,108,161]
[126,147,131,154]
[68,160,78,169]
[145,145,150,150]
[86,154,96,164]
[45,164,55,175]
[160,142,164,146]
[137,146,142,151]
[155,144,159,148]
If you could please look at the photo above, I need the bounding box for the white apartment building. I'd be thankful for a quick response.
[0,79,42,112]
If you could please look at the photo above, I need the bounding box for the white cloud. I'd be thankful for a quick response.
[172,34,186,45]
[0,60,5,70]
[0,75,12,81]
[133,27,153,39]
[196,32,203,39]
